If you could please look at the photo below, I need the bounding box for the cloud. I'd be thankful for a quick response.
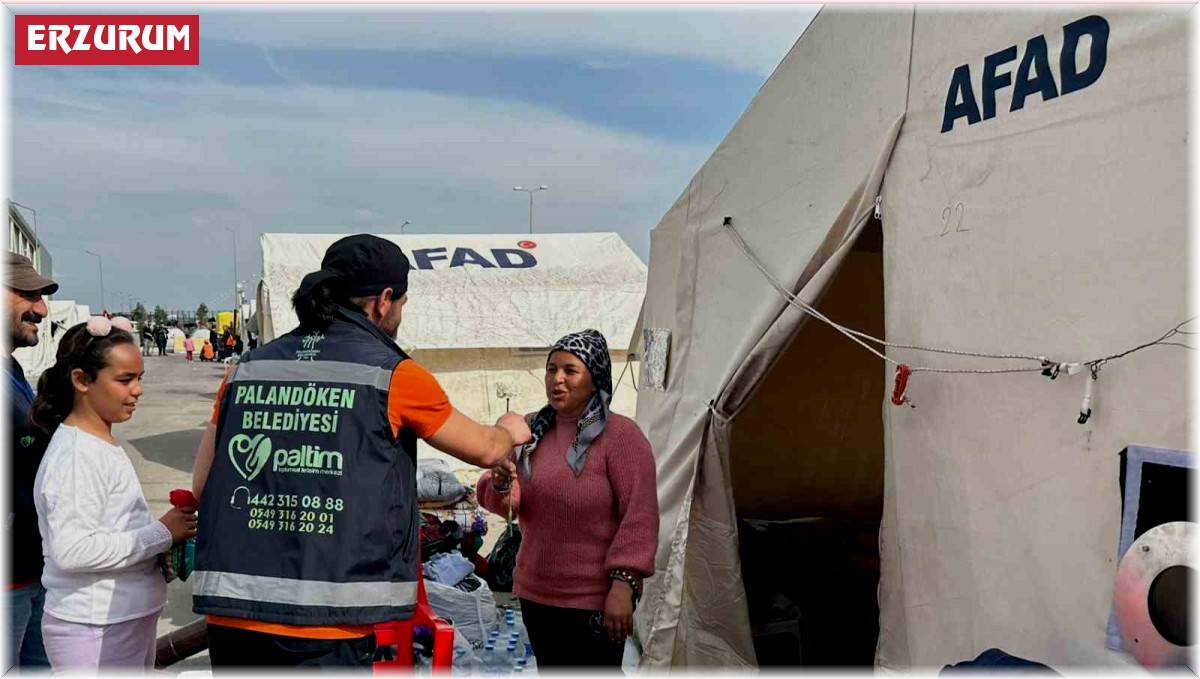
[12,68,712,308]
[9,6,818,310]
[18,5,817,77]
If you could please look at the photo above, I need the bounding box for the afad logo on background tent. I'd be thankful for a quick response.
[14,15,199,66]
[942,15,1108,133]
[410,242,539,270]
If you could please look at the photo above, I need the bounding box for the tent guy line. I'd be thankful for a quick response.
[721,214,1194,377]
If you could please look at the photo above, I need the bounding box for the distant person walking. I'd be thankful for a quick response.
[140,324,153,357]
[153,326,167,357]
[183,335,194,362]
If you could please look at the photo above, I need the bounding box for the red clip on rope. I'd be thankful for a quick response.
[891,364,911,406]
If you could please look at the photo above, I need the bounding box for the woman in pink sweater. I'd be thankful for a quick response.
[477,329,658,669]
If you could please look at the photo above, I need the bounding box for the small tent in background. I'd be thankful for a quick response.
[13,301,91,381]
[632,5,1188,671]
[257,232,647,468]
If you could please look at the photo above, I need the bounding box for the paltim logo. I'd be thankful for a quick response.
[15,15,200,66]
[228,434,272,481]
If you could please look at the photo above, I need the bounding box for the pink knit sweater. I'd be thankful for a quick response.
[477,412,658,611]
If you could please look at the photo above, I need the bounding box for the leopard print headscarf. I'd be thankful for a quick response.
[517,329,612,478]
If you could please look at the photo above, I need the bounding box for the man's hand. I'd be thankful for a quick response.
[604,580,634,644]
[496,412,532,447]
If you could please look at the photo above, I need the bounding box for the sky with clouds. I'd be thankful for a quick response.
[8,4,817,313]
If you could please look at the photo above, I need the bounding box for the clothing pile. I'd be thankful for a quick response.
[417,461,490,560]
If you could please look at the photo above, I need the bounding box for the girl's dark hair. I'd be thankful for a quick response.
[31,322,135,436]
[292,278,343,330]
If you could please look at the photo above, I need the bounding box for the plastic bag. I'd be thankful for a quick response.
[417,460,468,504]
[485,525,522,593]
[424,574,498,648]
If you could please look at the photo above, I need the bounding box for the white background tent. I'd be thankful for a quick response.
[258,232,647,468]
[633,6,1187,670]
[13,301,91,381]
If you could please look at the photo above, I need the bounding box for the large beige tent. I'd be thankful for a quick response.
[632,6,1188,670]
[13,300,91,381]
[258,232,646,467]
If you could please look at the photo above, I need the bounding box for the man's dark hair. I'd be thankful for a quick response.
[291,234,411,330]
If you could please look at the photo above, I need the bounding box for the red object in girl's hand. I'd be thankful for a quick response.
[170,489,198,508]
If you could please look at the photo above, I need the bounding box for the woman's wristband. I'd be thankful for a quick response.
[609,569,642,604]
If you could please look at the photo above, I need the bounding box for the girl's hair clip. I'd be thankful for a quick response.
[86,316,134,338]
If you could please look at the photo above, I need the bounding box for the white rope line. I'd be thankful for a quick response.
[722,214,1193,376]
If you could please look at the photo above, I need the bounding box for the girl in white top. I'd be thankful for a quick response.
[31,317,197,672]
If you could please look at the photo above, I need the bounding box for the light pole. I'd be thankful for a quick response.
[400,220,411,235]
[512,185,548,234]
[84,250,105,314]
[226,228,238,336]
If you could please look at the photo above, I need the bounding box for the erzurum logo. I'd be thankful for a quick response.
[15,15,200,66]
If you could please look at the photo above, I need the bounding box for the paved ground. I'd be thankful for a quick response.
[120,350,228,671]
[120,350,513,672]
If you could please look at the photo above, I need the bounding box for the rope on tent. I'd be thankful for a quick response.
[614,360,631,393]
[721,214,1049,374]
[721,214,1193,416]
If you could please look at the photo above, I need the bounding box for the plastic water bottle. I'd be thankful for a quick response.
[506,643,520,671]
[451,646,480,676]
[504,612,531,659]
[514,657,529,674]
[512,615,532,659]
[485,642,516,675]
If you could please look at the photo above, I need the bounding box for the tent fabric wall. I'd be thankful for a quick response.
[876,7,1189,668]
[634,4,1188,671]
[633,7,914,667]
[258,233,645,351]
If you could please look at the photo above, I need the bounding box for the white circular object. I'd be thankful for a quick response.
[1112,521,1193,667]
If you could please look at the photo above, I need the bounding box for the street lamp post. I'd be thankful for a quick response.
[400,220,411,235]
[226,228,238,337]
[512,185,549,234]
[84,250,105,314]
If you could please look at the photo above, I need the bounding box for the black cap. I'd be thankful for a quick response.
[296,234,410,299]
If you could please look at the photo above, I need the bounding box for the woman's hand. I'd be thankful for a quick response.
[604,580,635,644]
[491,456,517,491]
[160,506,198,542]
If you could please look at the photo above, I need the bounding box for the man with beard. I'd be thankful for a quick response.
[4,252,58,671]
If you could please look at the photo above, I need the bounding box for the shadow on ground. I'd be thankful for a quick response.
[130,428,207,474]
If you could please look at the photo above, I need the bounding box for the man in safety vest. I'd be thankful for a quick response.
[190,234,530,668]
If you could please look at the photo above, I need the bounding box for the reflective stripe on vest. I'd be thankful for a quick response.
[193,570,418,609]
[230,360,393,391]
